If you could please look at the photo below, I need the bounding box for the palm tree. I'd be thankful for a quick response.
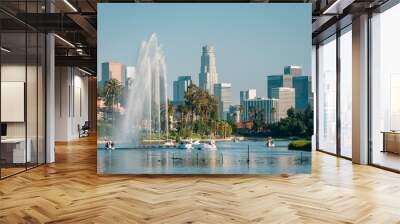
[271,107,277,123]
[168,101,175,130]
[239,105,244,122]
[177,104,189,130]
[104,78,123,127]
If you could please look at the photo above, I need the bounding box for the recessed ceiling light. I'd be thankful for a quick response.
[323,0,343,14]
[63,0,78,12]
[78,67,92,76]
[1,47,11,53]
[54,34,75,48]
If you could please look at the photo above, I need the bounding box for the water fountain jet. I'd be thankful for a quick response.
[114,33,168,147]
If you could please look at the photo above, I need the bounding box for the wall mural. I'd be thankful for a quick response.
[97,3,313,174]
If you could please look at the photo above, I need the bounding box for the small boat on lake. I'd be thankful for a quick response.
[163,140,175,147]
[105,140,115,150]
[266,137,275,148]
[194,139,217,150]
[177,139,193,149]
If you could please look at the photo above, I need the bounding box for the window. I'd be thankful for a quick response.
[370,3,400,171]
[0,2,46,179]
[317,35,337,154]
[339,27,352,158]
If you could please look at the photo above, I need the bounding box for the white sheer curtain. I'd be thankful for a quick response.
[318,36,337,154]
[340,29,352,158]
[371,3,400,168]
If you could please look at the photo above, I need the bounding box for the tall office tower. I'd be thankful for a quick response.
[227,105,241,123]
[266,75,284,98]
[271,87,295,120]
[242,97,279,124]
[173,76,192,105]
[239,89,256,121]
[293,75,312,111]
[214,83,232,120]
[239,89,257,106]
[284,65,302,76]
[126,66,136,87]
[101,62,127,87]
[199,45,218,95]
[267,73,311,112]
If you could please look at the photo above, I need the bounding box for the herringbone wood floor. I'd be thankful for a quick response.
[1,136,400,224]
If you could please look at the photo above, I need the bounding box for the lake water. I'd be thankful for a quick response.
[97,140,311,174]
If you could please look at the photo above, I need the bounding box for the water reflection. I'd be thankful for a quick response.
[97,140,311,174]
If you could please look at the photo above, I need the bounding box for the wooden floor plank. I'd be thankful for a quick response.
[0,136,400,223]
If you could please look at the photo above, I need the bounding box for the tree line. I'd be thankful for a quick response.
[97,79,312,139]
[238,106,313,138]
[171,84,233,139]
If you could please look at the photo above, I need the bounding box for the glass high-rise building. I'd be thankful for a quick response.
[267,71,311,111]
[284,65,303,76]
[100,62,127,87]
[266,75,284,98]
[239,89,257,121]
[293,75,312,111]
[199,45,218,95]
[173,76,192,105]
[214,83,232,120]
[242,98,279,124]
[126,66,136,87]
[271,87,295,120]
[240,89,257,106]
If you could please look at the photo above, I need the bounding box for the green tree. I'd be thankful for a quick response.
[104,78,123,126]
[184,84,197,128]
[249,107,265,132]
[176,104,189,131]
[271,106,277,122]
[287,107,295,118]
[97,85,105,98]
[168,100,175,130]
[170,83,222,138]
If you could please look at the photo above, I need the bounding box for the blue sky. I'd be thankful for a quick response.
[98,3,311,104]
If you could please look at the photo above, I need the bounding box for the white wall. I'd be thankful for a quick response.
[1,65,26,138]
[1,65,37,138]
[1,63,46,164]
[55,67,89,141]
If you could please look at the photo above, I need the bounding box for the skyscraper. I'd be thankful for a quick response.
[227,105,241,123]
[267,67,311,112]
[242,97,279,124]
[126,66,136,87]
[271,87,295,120]
[173,76,192,105]
[284,65,302,76]
[239,89,256,121]
[199,45,218,95]
[101,62,127,87]
[293,75,312,111]
[239,89,257,106]
[266,75,283,98]
[214,83,232,120]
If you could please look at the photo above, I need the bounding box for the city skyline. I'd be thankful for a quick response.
[101,60,308,110]
[98,4,311,105]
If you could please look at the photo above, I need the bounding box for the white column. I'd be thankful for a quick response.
[46,32,55,163]
[352,14,369,164]
[312,45,317,151]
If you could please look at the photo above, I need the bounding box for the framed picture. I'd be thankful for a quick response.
[97,3,312,174]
